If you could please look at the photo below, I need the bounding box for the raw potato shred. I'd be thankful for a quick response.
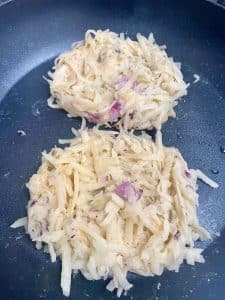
[11,127,218,297]
[47,30,188,130]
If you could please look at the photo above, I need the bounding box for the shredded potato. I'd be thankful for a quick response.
[47,30,188,130]
[11,127,218,297]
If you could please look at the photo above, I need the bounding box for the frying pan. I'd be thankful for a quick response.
[0,0,225,299]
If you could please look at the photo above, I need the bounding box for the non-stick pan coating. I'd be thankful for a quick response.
[0,1,225,299]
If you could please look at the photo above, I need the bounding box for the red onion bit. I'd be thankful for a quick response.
[109,100,122,122]
[86,112,101,124]
[184,170,191,179]
[174,230,181,241]
[29,199,38,207]
[17,130,26,137]
[115,75,129,88]
[115,181,143,202]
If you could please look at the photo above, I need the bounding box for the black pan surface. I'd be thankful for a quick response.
[0,1,225,299]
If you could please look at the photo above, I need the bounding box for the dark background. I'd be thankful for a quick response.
[0,1,225,299]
